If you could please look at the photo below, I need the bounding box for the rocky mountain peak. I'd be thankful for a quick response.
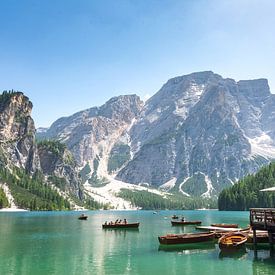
[237,78,270,99]
[0,91,33,141]
[0,91,39,172]
[99,94,144,123]
[116,72,275,197]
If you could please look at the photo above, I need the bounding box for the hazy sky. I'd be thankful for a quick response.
[0,0,275,127]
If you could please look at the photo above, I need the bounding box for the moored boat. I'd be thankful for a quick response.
[171,220,202,226]
[102,222,139,229]
[171,215,178,219]
[196,225,248,232]
[211,223,238,228]
[218,232,247,250]
[158,232,215,245]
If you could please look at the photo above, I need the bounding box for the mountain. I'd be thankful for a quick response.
[0,91,40,172]
[38,95,144,181]
[0,91,83,210]
[39,71,275,198]
[117,72,275,196]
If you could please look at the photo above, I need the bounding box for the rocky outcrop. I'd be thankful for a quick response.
[0,91,83,203]
[39,95,144,182]
[0,91,40,172]
[37,141,83,199]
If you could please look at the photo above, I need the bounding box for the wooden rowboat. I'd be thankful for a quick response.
[158,232,215,245]
[196,226,247,232]
[171,220,202,226]
[78,215,88,220]
[211,223,238,228]
[218,232,247,250]
[102,222,139,229]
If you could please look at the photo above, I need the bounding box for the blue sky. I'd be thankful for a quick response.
[0,0,275,127]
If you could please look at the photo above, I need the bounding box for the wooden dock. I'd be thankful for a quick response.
[250,208,275,248]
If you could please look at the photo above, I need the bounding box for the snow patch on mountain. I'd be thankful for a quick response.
[83,176,169,209]
[248,133,275,159]
[201,173,214,198]
[179,177,191,197]
[159,177,177,191]
[173,84,205,119]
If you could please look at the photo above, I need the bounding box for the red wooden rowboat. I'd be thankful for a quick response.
[171,220,202,226]
[102,222,139,229]
[158,232,215,245]
[211,223,238,228]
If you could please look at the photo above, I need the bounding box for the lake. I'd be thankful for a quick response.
[0,210,274,275]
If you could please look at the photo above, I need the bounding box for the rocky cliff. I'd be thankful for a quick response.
[0,91,83,209]
[39,95,144,184]
[0,91,40,172]
[37,140,83,199]
[117,72,275,196]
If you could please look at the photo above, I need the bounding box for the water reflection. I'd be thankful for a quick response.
[158,242,216,253]
[252,249,275,274]
[3,210,275,275]
[219,248,247,260]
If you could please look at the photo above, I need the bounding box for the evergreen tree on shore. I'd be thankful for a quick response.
[218,162,275,210]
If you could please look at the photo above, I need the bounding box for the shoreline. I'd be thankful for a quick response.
[0,208,29,212]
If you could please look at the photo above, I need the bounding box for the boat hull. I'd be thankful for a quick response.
[211,223,238,228]
[102,223,139,229]
[171,221,202,226]
[78,216,88,220]
[158,232,215,245]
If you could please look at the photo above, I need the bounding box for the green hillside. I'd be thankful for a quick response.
[218,162,275,210]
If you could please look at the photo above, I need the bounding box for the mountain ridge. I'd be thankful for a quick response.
[38,71,275,200]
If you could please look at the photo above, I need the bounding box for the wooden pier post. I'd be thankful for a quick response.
[253,229,257,247]
[268,231,274,249]
[250,208,275,250]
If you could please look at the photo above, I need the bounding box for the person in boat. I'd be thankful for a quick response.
[105,221,107,225]
[115,219,119,224]
[181,217,185,222]
[119,219,122,223]
[124,219,127,224]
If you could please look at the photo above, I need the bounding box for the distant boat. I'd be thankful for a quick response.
[218,232,247,250]
[78,215,88,220]
[211,223,238,228]
[102,222,139,229]
[171,215,178,219]
[153,211,157,214]
[171,220,202,226]
[158,232,215,245]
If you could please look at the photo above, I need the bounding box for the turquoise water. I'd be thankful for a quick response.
[0,210,274,275]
